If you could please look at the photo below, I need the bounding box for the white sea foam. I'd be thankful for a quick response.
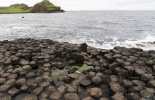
[74,33,155,50]
[11,26,31,30]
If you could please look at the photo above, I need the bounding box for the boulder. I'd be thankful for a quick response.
[80,43,87,52]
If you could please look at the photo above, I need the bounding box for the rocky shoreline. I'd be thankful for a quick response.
[0,38,154,100]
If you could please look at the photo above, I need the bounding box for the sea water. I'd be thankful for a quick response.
[0,11,155,50]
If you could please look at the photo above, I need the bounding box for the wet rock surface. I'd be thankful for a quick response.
[0,38,155,100]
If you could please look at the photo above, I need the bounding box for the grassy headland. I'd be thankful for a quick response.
[0,0,64,14]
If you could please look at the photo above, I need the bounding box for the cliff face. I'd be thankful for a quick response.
[0,0,64,14]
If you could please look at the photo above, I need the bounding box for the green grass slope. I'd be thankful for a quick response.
[0,0,64,14]
[0,4,31,14]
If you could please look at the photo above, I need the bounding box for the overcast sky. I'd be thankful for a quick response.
[1,0,155,10]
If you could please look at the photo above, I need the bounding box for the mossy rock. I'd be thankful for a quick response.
[13,64,20,68]
[70,62,83,67]
[51,69,68,82]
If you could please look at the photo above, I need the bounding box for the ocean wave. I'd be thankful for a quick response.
[107,34,155,50]
[11,26,31,30]
[72,33,155,50]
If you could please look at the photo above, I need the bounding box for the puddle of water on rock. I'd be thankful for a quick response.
[51,69,68,82]
[51,63,94,82]
[71,62,94,72]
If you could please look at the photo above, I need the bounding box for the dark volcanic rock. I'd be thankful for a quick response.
[140,74,154,81]
[80,43,87,52]
[7,87,20,95]
[110,83,127,94]
[112,92,127,100]
[122,79,133,88]
[57,85,67,94]
[80,79,91,86]
[49,91,62,100]
[87,87,103,99]
[101,75,111,84]
[12,57,20,64]
[15,93,38,100]
[63,93,80,100]
[0,93,12,100]
[1,39,155,100]
[135,68,145,76]
[147,80,155,88]
[0,78,6,85]
[82,97,94,100]
[139,90,154,99]
[31,87,43,95]
[91,76,102,86]
[0,85,10,92]
[127,93,140,100]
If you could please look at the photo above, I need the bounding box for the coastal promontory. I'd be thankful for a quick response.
[0,0,64,14]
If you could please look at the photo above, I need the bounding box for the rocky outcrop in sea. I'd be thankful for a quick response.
[0,38,154,100]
